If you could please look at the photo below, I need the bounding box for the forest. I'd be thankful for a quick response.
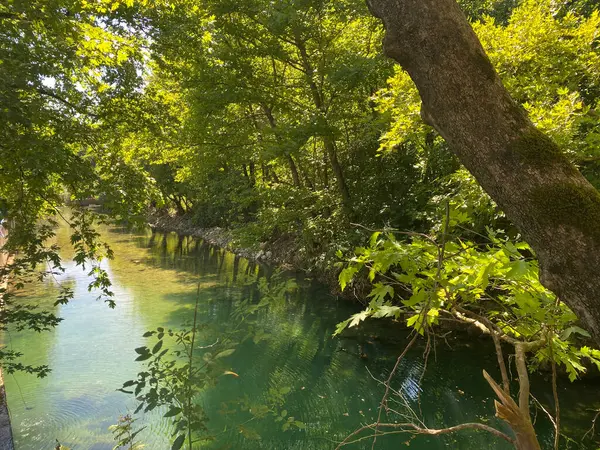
[2,0,600,449]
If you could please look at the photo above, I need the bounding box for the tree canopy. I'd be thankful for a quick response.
[2,0,600,447]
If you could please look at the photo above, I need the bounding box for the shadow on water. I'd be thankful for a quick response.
[4,224,600,449]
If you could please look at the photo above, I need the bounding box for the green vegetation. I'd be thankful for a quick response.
[2,0,600,448]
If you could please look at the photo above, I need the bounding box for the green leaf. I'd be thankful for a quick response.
[368,283,394,304]
[349,310,370,328]
[171,434,185,450]
[474,262,494,289]
[507,260,529,279]
[407,314,419,328]
[372,305,401,319]
[369,231,381,247]
[333,318,351,336]
[562,326,591,340]
[403,288,426,307]
[407,313,425,334]
[339,266,358,291]
[164,407,182,417]
[152,340,163,354]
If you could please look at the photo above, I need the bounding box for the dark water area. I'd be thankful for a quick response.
[4,223,600,449]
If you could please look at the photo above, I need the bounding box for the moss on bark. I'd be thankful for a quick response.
[508,128,565,166]
[532,182,600,241]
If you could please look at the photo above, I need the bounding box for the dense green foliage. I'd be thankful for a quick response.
[112,0,600,271]
[2,0,600,447]
[3,0,599,273]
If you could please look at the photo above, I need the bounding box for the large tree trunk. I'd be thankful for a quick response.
[367,0,600,345]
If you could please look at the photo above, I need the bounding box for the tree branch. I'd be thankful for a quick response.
[335,421,515,448]
[37,88,99,119]
[515,343,530,417]
[370,333,418,448]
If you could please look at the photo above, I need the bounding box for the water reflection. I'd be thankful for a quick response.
[3,224,600,449]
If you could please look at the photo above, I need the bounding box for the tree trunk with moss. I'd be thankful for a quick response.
[367,0,600,345]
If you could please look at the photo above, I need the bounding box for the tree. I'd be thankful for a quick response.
[366,0,600,347]
[0,0,151,374]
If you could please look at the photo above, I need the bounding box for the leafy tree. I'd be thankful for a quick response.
[0,0,150,374]
[367,0,600,351]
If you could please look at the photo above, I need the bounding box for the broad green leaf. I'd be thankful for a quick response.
[333,318,351,336]
[164,407,181,417]
[562,326,591,340]
[349,310,370,328]
[171,434,185,450]
[372,305,401,319]
[152,340,163,354]
[507,260,529,279]
[368,283,394,304]
[403,288,426,307]
[339,266,358,291]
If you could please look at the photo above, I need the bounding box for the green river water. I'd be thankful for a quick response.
[4,223,600,449]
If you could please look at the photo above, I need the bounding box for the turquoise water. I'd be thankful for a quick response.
[4,223,600,449]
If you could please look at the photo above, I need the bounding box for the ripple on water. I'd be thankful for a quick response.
[6,225,594,450]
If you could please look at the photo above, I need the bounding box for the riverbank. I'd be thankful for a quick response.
[0,232,15,450]
[148,212,261,262]
[145,211,600,381]
[147,210,351,295]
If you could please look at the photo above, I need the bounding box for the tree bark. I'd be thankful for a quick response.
[249,162,256,186]
[322,146,329,189]
[324,137,352,206]
[261,105,302,188]
[484,371,541,450]
[367,0,600,345]
[298,161,315,190]
[286,154,301,188]
[294,34,352,207]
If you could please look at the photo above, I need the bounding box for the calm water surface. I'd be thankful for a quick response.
[4,223,600,449]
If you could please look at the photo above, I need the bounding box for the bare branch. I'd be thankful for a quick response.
[370,333,418,449]
[548,339,560,450]
[453,306,546,352]
[335,421,516,448]
[37,88,100,119]
[515,344,530,417]
[583,409,600,441]
[492,328,511,395]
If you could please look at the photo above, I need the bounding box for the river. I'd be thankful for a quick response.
[3,222,600,449]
